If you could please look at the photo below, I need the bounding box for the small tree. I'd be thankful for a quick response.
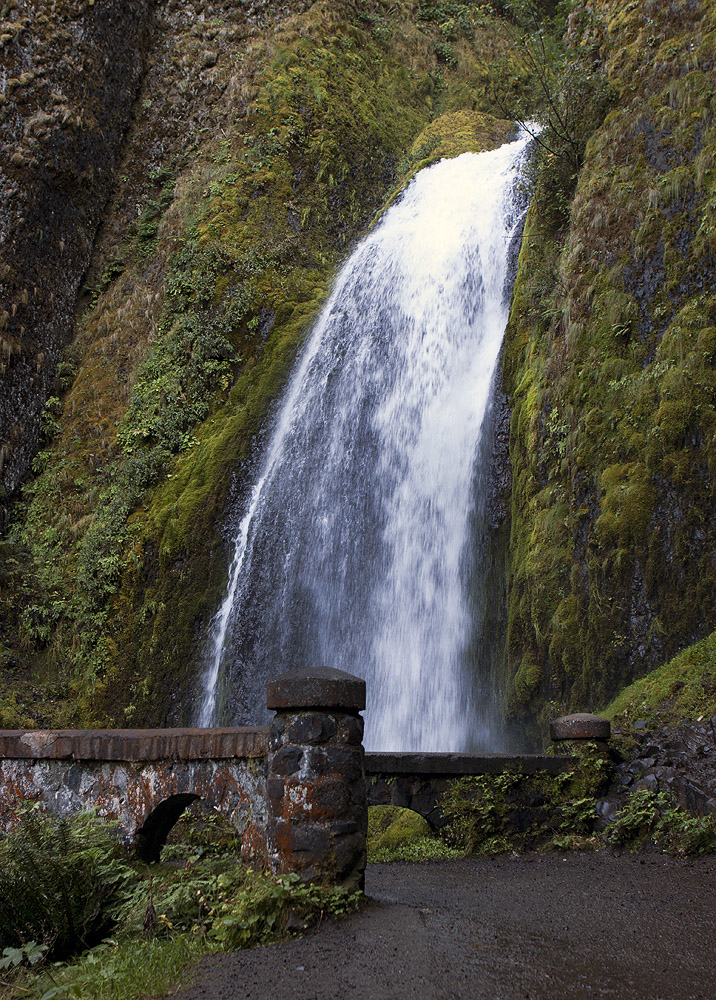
[492,0,615,216]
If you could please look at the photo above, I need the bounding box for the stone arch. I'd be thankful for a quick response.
[367,774,452,829]
[134,792,199,862]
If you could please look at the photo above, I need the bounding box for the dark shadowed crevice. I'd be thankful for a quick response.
[135,792,199,862]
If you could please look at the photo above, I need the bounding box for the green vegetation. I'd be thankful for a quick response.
[441,745,610,854]
[0,0,542,728]
[366,747,616,861]
[604,628,716,730]
[605,789,716,855]
[0,810,134,960]
[0,809,361,1000]
[367,805,462,862]
[500,0,716,734]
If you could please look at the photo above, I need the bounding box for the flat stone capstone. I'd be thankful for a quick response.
[266,665,366,712]
[550,714,611,742]
[366,752,574,776]
[0,727,269,760]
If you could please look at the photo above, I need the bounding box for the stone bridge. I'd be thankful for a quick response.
[0,668,604,888]
[0,726,271,864]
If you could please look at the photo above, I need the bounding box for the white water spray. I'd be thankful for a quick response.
[197,133,532,750]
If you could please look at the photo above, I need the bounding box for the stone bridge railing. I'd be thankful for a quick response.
[0,668,609,889]
[0,726,271,864]
[0,666,369,888]
[366,751,575,828]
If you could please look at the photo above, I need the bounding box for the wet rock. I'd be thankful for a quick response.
[633,774,659,793]
[266,668,367,890]
[549,713,610,742]
[0,0,153,518]
[603,718,716,827]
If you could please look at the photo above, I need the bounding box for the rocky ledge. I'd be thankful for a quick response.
[597,718,716,826]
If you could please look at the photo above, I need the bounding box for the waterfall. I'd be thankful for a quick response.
[196,132,532,751]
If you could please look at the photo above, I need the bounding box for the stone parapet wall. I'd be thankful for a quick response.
[0,755,269,863]
[366,752,575,828]
[0,688,614,882]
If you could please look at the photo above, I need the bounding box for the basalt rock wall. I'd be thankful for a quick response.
[0,0,153,519]
[501,0,716,733]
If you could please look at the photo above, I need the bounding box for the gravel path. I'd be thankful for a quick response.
[173,852,716,999]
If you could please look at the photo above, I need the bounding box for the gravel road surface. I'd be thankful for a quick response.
[172,852,716,999]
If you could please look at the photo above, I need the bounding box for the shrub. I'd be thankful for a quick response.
[0,810,135,959]
[440,746,611,855]
[606,790,716,855]
[208,870,360,951]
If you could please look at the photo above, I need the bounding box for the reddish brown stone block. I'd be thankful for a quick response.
[265,668,367,891]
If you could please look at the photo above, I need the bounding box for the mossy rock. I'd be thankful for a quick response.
[368,805,433,852]
[367,805,460,863]
[499,0,716,735]
[603,629,716,730]
[396,110,515,184]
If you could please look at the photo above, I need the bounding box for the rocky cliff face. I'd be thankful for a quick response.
[0,0,152,520]
[501,0,716,731]
[0,0,529,727]
[2,0,714,740]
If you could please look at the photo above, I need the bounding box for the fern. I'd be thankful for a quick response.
[0,810,135,959]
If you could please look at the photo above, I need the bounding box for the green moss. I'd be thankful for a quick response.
[366,805,459,862]
[513,655,542,703]
[500,0,716,734]
[1,0,540,725]
[400,109,514,178]
[440,746,610,855]
[603,628,716,730]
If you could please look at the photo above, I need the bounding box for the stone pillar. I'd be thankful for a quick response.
[265,666,367,891]
[550,713,611,753]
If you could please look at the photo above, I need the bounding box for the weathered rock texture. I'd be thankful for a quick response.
[549,713,611,743]
[598,719,716,824]
[500,0,716,729]
[0,0,152,518]
[0,728,270,863]
[266,667,367,890]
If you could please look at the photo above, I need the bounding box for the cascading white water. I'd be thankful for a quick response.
[197,132,532,750]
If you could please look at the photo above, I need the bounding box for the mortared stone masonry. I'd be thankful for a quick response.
[0,672,610,886]
[0,666,370,886]
[266,666,367,890]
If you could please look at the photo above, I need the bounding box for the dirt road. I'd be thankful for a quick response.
[173,852,716,999]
